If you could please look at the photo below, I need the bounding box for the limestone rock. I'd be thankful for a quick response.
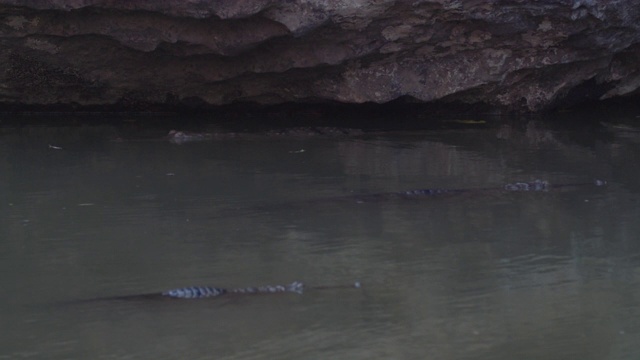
[1,0,639,111]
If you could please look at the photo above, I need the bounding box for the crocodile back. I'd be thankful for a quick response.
[162,286,226,299]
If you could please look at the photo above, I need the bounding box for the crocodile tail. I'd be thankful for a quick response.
[162,286,226,299]
[229,281,305,295]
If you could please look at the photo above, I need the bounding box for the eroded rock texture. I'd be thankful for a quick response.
[1,0,639,111]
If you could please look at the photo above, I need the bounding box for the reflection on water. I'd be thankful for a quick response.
[1,117,640,359]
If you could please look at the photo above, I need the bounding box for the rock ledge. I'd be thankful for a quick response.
[2,0,640,111]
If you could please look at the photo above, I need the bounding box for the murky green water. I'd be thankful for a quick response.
[1,116,640,359]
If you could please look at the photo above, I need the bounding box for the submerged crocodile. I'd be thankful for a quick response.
[165,127,365,144]
[419,178,604,195]
[210,179,607,220]
[83,281,361,302]
[342,179,606,203]
[162,281,305,299]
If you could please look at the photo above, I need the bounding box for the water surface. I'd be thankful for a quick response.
[1,117,639,359]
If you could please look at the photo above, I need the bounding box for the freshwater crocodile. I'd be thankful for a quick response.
[210,179,607,220]
[344,179,607,203]
[422,179,604,194]
[162,281,305,299]
[83,281,361,302]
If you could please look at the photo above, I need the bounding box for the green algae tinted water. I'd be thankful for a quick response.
[1,116,639,359]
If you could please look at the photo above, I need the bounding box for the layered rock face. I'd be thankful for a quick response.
[1,0,639,111]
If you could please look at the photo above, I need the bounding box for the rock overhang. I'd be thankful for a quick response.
[1,0,639,113]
